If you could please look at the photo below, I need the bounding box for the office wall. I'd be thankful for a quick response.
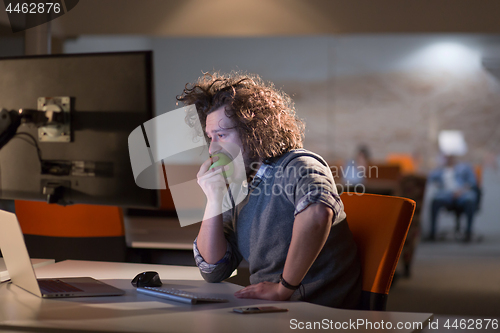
[329,35,500,168]
[64,35,500,167]
[65,36,332,163]
[0,36,24,57]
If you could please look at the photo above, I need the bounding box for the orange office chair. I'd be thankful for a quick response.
[340,192,415,311]
[386,153,416,174]
[15,200,126,262]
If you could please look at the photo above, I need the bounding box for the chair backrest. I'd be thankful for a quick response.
[15,201,124,237]
[386,153,416,174]
[474,165,482,186]
[340,192,415,310]
[368,163,402,181]
[14,200,126,262]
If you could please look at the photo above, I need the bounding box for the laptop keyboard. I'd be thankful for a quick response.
[38,279,83,293]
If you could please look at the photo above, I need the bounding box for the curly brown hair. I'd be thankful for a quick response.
[177,72,305,161]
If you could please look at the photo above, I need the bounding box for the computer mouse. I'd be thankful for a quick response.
[131,271,163,288]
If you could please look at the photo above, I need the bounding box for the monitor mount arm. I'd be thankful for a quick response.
[0,109,22,150]
[0,108,67,149]
[0,102,71,205]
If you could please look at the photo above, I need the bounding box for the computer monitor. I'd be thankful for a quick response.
[0,51,158,208]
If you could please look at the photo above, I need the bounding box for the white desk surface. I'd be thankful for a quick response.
[0,258,55,282]
[0,260,433,333]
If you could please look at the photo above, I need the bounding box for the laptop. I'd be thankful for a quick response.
[0,209,125,298]
[1,258,55,282]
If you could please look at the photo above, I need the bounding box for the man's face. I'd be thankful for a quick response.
[205,106,253,181]
[444,155,456,167]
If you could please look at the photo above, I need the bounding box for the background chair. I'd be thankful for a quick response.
[15,200,126,262]
[340,192,415,311]
[386,153,417,175]
[398,174,427,277]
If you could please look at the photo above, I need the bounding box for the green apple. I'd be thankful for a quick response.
[209,153,234,178]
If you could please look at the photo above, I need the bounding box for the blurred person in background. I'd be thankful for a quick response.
[428,154,478,242]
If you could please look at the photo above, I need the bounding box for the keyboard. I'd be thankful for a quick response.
[137,286,228,304]
[38,279,83,293]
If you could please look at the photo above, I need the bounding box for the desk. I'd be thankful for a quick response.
[124,216,199,250]
[0,260,432,333]
[0,258,55,282]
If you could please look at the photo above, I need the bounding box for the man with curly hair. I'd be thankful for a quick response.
[177,72,361,309]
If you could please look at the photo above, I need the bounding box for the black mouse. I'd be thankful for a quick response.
[131,271,163,288]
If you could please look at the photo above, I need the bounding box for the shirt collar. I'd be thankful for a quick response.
[248,158,280,190]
